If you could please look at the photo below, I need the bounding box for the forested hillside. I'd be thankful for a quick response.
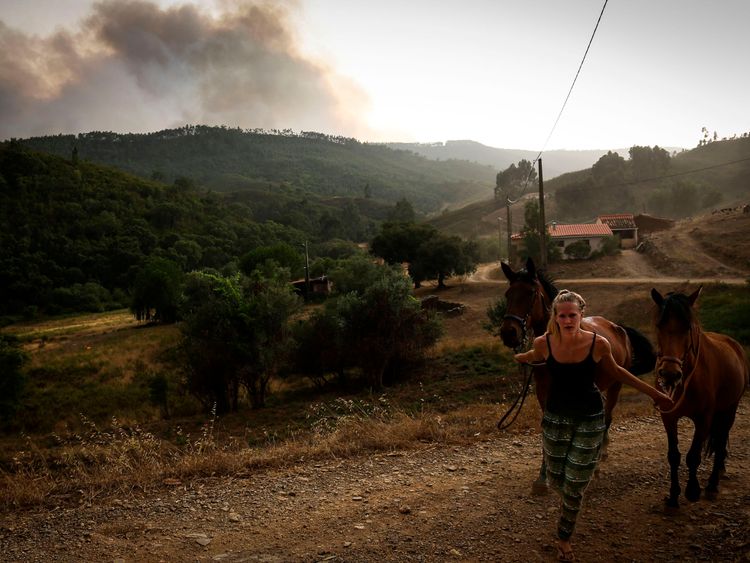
[545,136,750,221]
[19,126,495,213]
[0,141,391,318]
[431,136,750,237]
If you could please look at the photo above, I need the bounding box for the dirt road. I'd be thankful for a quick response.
[3,398,748,562]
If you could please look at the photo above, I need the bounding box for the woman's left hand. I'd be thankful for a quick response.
[654,393,674,411]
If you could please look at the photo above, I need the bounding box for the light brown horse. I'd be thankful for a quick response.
[499,257,656,493]
[651,287,748,507]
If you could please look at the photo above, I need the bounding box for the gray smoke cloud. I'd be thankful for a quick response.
[0,1,370,139]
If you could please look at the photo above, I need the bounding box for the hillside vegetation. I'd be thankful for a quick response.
[19,126,496,213]
[430,136,750,238]
[0,141,395,318]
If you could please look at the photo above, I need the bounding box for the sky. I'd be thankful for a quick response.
[1,0,748,151]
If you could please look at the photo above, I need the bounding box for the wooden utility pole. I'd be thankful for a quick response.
[505,198,513,265]
[537,158,547,268]
[303,240,311,299]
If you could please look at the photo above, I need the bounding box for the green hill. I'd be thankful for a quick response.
[19,126,496,214]
[430,136,750,237]
[0,141,396,318]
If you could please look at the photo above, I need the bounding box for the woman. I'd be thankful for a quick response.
[514,289,673,562]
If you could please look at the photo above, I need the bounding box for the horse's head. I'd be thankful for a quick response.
[651,286,702,398]
[499,257,551,349]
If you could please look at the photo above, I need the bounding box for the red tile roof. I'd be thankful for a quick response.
[597,214,637,229]
[547,223,613,238]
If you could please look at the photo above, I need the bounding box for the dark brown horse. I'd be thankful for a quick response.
[651,287,748,507]
[499,257,656,493]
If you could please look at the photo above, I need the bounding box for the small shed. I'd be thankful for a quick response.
[291,275,332,297]
[596,213,638,248]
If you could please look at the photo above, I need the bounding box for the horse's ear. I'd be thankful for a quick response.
[526,256,537,278]
[501,261,516,282]
[687,285,703,307]
[651,288,664,306]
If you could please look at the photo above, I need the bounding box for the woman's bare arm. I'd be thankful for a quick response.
[514,335,547,364]
[595,336,673,409]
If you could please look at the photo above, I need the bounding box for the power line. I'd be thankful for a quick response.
[555,155,750,196]
[533,0,609,164]
[506,0,609,197]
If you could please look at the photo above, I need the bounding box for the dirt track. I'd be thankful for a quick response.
[3,397,749,562]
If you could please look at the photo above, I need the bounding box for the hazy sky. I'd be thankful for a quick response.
[1,0,748,150]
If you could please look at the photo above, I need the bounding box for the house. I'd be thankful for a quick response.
[510,222,614,260]
[547,222,614,259]
[596,213,638,248]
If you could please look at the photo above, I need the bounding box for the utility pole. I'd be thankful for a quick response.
[537,158,547,268]
[506,197,513,265]
[303,240,310,299]
[497,216,503,262]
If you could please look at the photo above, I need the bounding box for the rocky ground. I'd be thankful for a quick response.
[2,397,749,562]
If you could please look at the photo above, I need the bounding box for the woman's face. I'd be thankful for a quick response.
[555,301,582,333]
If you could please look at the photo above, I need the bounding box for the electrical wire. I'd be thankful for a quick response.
[501,0,609,202]
[533,0,609,164]
[554,155,750,196]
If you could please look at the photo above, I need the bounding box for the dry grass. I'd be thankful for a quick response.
[0,392,533,510]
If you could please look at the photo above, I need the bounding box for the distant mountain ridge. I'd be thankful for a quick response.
[19,127,498,214]
[386,140,683,179]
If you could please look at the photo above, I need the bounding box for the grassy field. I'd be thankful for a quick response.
[2,281,748,511]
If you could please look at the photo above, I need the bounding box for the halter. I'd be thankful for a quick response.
[503,281,546,353]
[655,324,702,415]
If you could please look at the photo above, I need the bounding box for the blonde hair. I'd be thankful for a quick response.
[546,289,586,339]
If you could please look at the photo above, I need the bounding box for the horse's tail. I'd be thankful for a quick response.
[623,325,657,376]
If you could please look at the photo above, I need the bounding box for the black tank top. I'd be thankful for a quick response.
[545,332,603,418]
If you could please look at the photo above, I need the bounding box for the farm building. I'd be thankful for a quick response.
[511,222,615,260]
[548,222,614,259]
[596,213,638,248]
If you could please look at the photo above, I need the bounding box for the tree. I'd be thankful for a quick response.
[629,145,670,181]
[387,198,416,223]
[370,222,437,265]
[239,242,304,279]
[130,257,183,323]
[179,268,299,412]
[592,151,626,185]
[519,200,559,264]
[409,234,479,288]
[495,159,537,201]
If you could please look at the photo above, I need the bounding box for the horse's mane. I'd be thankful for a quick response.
[517,267,558,302]
[655,292,698,330]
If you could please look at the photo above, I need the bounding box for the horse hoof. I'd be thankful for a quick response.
[704,489,718,501]
[531,480,549,496]
[664,497,680,512]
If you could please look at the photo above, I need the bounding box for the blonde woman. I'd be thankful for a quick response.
[514,289,673,561]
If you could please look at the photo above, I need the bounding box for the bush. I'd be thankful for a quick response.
[564,240,591,260]
[0,336,27,425]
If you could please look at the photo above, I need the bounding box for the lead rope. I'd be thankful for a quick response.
[497,287,549,430]
[496,362,535,430]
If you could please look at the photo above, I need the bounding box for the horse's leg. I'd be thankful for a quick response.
[706,408,737,500]
[532,369,549,496]
[685,418,710,503]
[599,382,622,463]
[664,419,681,508]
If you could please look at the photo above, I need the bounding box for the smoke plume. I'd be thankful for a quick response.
[0,0,370,139]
